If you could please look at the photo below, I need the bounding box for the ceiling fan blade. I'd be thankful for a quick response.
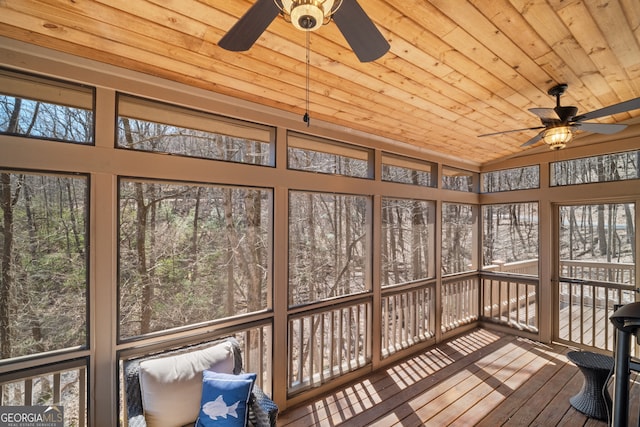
[521,131,544,147]
[219,0,280,52]
[529,108,560,121]
[572,122,627,134]
[333,0,390,62]
[572,97,640,122]
[478,126,545,137]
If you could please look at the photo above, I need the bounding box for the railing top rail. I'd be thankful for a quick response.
[560,259,635,268]
[557,278,635,290]
[117,317,272,360]
[0,357,86,385]
[381,279,437,297]
[288,294,371,318]
[480,272,540,285]
[486,258,539,268]
[442,271,480,284]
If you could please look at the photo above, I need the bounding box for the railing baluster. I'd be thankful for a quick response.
[453,280,464,326]
[414,290,420,340]
[390,296,395,350]
[346,307,352,371]
[591,284,597,347]
[79,367,86,427]
[337,309,343,375]
[25,379,32,406]
[297,318,304,387]
[319,312,325,383]
[355,305,361,362]
[404,292,410,345]
[382,297,388,353]
[569,284,574,343]
[579,284,585,345]
[53,372,61,404]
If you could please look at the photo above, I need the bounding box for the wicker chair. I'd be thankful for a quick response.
[123,337,278,427]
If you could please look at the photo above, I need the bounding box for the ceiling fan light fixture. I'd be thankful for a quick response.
[279,0,339,31]
[542,126,573,150]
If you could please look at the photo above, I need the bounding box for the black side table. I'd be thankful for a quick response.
[567,350,614,421]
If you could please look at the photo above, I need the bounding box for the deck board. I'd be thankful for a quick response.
[278,328,637,427]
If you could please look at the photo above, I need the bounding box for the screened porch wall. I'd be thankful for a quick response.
[1,38,640,427]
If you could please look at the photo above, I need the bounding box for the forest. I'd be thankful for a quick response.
[1,93,90,361]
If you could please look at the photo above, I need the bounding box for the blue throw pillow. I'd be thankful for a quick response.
[195,371,257,427]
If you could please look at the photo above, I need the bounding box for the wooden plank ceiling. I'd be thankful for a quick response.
[1,0,639,165]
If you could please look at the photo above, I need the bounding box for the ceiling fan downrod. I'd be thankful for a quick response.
[548,83,568,108]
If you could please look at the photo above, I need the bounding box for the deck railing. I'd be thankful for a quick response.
[558,280,636,352]
[484,259,539,276]
[481,274,538,332]
[560,259,635,285]
[7,259,635,419]
[381,283,436,358]
[288,298,371,395]
[0,360,87,427]
[556,259,636,353]
[442,274,480,332]
[482,260,539,332]
[235,323,273,397]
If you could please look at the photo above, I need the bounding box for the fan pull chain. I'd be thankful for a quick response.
[303,30,310,127]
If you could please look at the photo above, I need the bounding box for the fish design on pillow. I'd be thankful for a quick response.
[202,395,239,420]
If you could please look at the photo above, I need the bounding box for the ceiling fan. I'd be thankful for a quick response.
[218,0,390,62]
[479,84,640,150]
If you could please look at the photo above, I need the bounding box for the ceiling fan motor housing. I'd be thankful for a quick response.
[283,0,335,31]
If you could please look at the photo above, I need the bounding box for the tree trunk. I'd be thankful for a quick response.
[624,204,635,261]
[1,173,14,358]
[387,205,399,283]
[65,180,84,256]
[121,118,153,334]
[596,159,608,256]
[134,183,152,334]
[191,187,201,285]
[1,100,24,358]
[23,177,45,353]
[411,200,424,279]
[381,203,390,287]
[597,204,607,256]
[244,188,263,312]
[223,188,235,317]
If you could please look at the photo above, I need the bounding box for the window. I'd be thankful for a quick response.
[381,197,435,286]
[482,203,539,276]
[287,133,372,178]
[0,170,88,359]
[118,179,272,339]
[0,68,94,144]
[441,203,476,275]
[442,166,475,192]
[117,94,273,165]
[381,153,435,187]
[482,166,539,192]
[288,191,370,305]
[551,150,640,186]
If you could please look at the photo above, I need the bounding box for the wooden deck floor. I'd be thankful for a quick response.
[279,328,640,427]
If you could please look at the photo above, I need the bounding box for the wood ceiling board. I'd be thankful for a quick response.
[1,0,638,165]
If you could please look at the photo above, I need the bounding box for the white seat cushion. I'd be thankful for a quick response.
[139,341,236,427]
